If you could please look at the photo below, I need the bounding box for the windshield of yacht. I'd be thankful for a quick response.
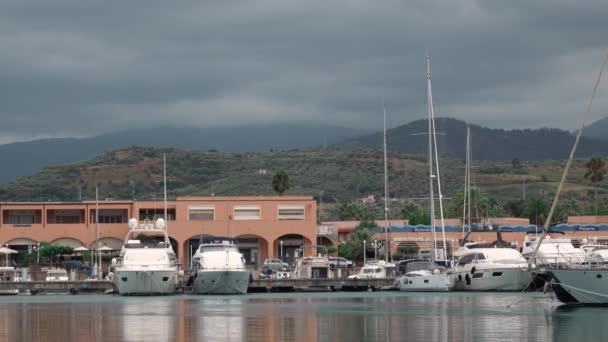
[200,245,238,253]
[126,241,168,249]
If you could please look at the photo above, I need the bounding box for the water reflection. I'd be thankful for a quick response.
[1,293,606,341]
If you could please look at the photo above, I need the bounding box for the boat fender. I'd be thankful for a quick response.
[465,274,471,285]
[69,288,79,295]
[458,274,462,282]
[186,274,194,287]
[470,267,476,275]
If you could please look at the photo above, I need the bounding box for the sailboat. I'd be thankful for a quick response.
[355,101,396,277]
[452,125,530,291]
[396,56,453,292]
[543,52,608,305]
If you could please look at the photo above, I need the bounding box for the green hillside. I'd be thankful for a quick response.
[0,146,603,220]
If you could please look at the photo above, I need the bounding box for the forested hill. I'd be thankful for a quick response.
[0,124,367,183]
[0,147,599,213]
[337,118,608,161]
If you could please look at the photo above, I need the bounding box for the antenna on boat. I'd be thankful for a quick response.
[382,99,391,263]
[163,153,168,235]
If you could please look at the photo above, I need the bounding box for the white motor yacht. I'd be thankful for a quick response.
[190,237,250,294]
[112,218,179,296]
[395,260,453,292]
[452,248,529,291]
[348,260,395,280]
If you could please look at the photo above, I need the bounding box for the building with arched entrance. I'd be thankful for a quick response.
[0,196,317,269]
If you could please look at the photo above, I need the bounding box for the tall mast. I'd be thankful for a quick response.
[429,81,448,261]
[163,154,168,235]
[468,130,472,229]
[426,55,437,263]
[95,186,100,279]
[463,126,470,238]
[382,102,390,263]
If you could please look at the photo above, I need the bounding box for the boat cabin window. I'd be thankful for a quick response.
[475,253,486,260]
[458,254,476,266]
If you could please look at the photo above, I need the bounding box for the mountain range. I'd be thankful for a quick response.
[1,117,608,183]
[337,117,608,161]
[0,125,368,183]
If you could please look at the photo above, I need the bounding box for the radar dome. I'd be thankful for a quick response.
[155,218,166,229]
[128,218,138,229]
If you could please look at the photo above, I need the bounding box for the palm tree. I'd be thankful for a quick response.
[584,155,606,215]
[272,171,289,196]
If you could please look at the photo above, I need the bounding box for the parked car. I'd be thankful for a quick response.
[263,258,289,271]
[328,257,353,269]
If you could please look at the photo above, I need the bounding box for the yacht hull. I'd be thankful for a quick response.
[453,267,529,291]
[0,289,19,295]
[396,273,453,292]
[549,269,608,305]
[115,269,177,295]
[192,270,250,294]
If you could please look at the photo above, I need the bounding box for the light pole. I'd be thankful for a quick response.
[372,240,379,260]
[363,240,366,265]
[280,241,283,262]
[33,243,40,264]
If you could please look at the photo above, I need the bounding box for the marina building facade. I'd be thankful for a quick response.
[0,196,317,268]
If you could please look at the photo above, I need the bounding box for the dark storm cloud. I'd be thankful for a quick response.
[0,0,607,142]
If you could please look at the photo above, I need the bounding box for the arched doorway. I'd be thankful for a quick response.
[91,237,123,251]
[273,234,312,266]
[235,234,269,269]
[51,237,85,249]
[5,238,38,265]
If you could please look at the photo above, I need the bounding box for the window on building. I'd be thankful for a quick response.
[92,209,127,224]
[233,206,261,220]
[52,210,82,224]
[188,206,215,221]
[7,210,39,224]
[278,205,305,220]
[138,208,176,221]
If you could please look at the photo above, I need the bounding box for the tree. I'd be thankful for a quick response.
[584,155,606,215]
[522,197,549,226]
[38,242,74,265]
[272,171,290,196]
[335,203,381,221]
[399,202,420,220]
[511,157,522,169]
[408,208,431,226]
[337,221,375,261]
[446,188,504,224]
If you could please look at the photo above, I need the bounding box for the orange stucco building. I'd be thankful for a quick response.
[0,196,318,268]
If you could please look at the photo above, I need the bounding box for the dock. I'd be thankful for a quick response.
[0,281,115,295]
[0,278,395,294]
[247,278,395,292]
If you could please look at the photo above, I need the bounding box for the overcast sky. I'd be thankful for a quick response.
[0,0,607,143]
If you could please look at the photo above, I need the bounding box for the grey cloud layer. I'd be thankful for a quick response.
[0,0,607,141]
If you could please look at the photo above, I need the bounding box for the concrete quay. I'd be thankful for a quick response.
[0,281,114,295]
[247,278,395,292]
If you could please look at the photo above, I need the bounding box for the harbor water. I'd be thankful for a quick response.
[1,292,607,341]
